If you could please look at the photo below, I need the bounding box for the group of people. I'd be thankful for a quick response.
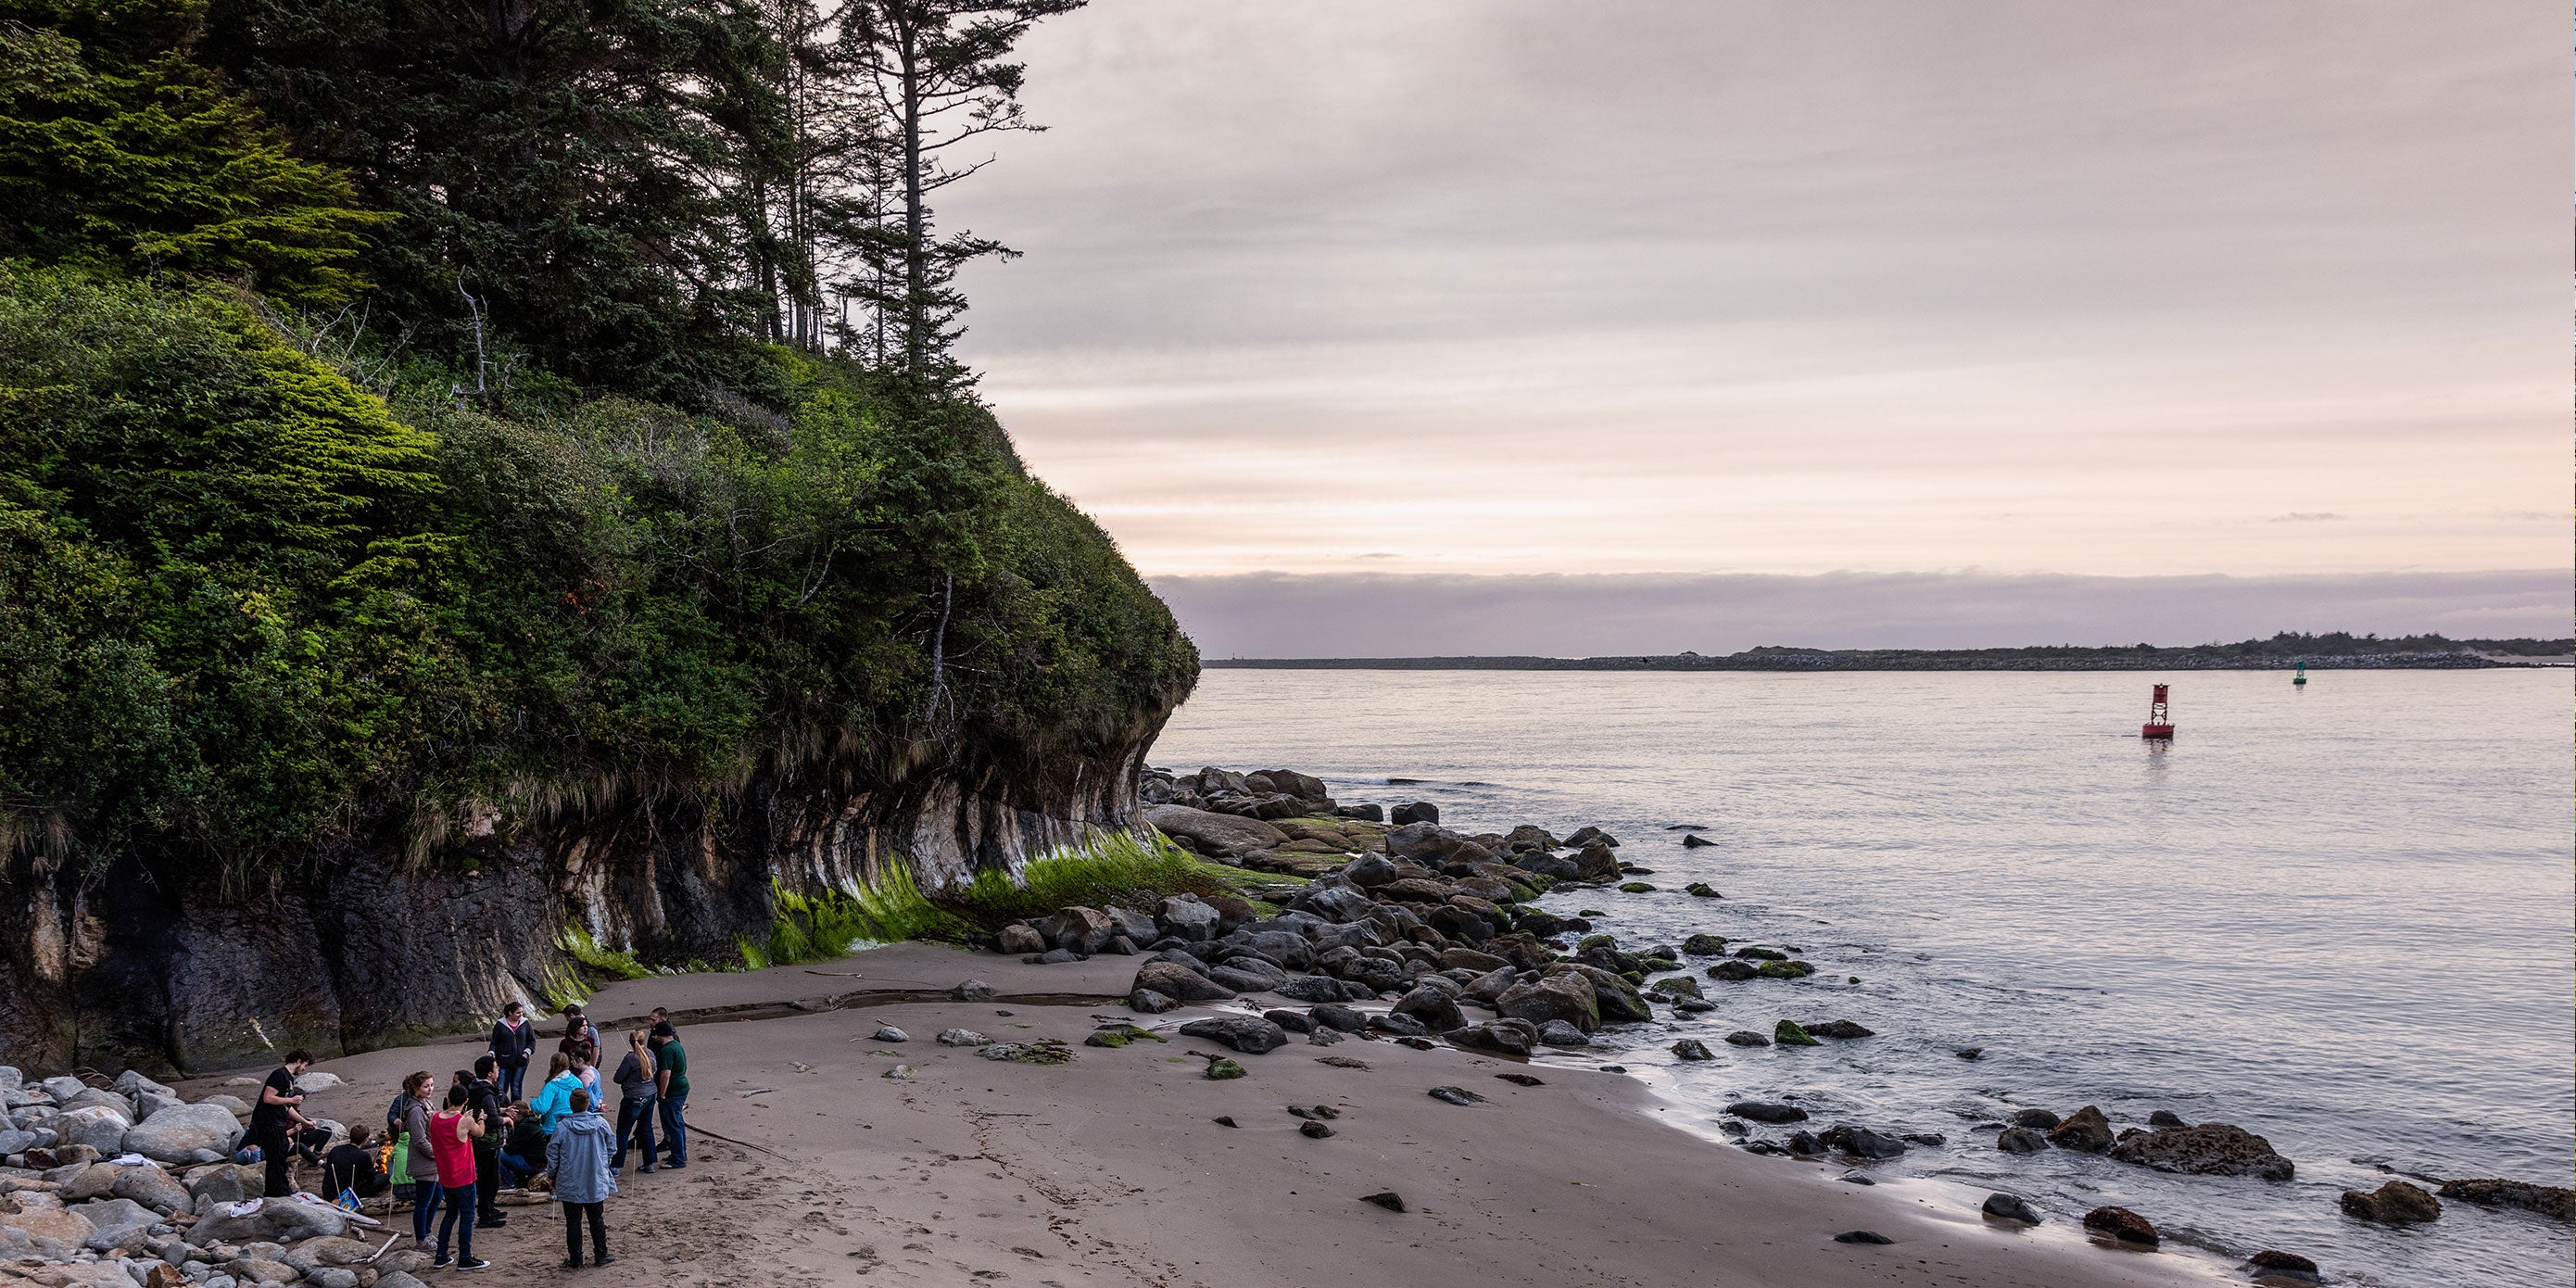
[246,1000,695,1273]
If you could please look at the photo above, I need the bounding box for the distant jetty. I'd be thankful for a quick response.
[1206,633,2573,672]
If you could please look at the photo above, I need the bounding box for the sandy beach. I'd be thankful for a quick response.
[259,944,2222,1288]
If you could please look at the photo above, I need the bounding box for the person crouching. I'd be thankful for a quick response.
[546,1088,618,1269]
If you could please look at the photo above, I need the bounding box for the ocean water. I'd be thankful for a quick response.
[1148,668,2576,1288]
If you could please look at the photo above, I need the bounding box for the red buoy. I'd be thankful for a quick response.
[2140,683,2174,739]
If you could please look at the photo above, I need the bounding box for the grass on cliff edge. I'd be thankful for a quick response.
[754,830,1291,966]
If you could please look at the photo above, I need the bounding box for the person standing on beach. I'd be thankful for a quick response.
[247,1049,314,1199]
[609,1028,657,1173]
[488,1002,537,1100]
[545,1089,619,1269]
[649,1021,688,1168]
[559,1004,600,1067]
[429,1085,491,1270]
[468,1057,509,1228]
[398,1071,443,1246]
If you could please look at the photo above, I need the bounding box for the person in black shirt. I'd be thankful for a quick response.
[469,1056,509,1228]
[322,1129,388,1200]
[247,1050,314,1198]
[488,1002,538,1100]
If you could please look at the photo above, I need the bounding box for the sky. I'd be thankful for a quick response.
[941,1,2570,653]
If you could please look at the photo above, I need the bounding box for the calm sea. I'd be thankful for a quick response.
[1149,668,2575,1288]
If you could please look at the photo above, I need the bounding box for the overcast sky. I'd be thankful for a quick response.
[943,2,2567,651]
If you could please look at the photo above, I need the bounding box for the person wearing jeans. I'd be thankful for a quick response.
[487,1002,537,1102]
[397,1072,442,1245]
[650,1021,688,1168]
[546,1089,619,1269]
[428,1085,490,1270]
[609,1027,657,1172]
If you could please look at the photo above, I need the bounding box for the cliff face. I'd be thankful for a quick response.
[0,712,1176,1074]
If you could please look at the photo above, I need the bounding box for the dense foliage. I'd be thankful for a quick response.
[0,268,1193,883]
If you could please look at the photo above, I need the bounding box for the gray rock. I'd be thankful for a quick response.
[1833,1229,1893,1244]
[121,1104,244,1164]
[196,1095,251,1118]
[872,1026,909,1043]
[1445,1019,1538,1058]
[1038,906,1115,955]
[1145,805,1290,858]
[183,1165,262,1204]
[1273,974,1368,1004]
[1177,1017,1289,1055]
[1127,988,1178,1014]
[1365,1013,1429,1037]
[950,979,1000,1002]
[1390,802,1440,827]
[1724,1101,1809,1124]
[1344,853,1399,887]
[1670,1039,1714,1062]
[1263,1009,1316,1033]
[0,1128,33,1155]
[1133,961,1234,1003]
[74,1197,157,1249]
[1982,1193,2042,1225]
[2009,1108,2060,1130]
[1155,894,1222,941]
[189,1196,349,1244]
[995,924,1045,954]
[1392,986,1465,1034]
[1297,886,1381,925]
[1723,1029,1771,1047]
[2146,1109,2187,1128]
[936,1029,991,1046]
[1820,1125,1909,1159]
[112,1165,191,1215]
[1996,1128,2050,1155]
[1309,1004,1367,1033]
[1534,1019,1590,1047]
[40,1076,85,1102]
[57,1107,131,1155]
[1206,965,1279,994]
[2108,1122,2294,1181]
[1495,974,1598,1033]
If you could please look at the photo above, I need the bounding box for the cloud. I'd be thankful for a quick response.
[2267,512,2347,522]
[1152,568,2571,658]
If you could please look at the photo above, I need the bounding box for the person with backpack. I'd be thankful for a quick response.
[609,1027,656,1173]
[468,1057,509,1229]
[487,1002,537,1100]
[545,1088,618,1269]
[397,1071,443,1245]
[429,1085,490,1270]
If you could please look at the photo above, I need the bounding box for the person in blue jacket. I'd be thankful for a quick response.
[545,1089,620,1269]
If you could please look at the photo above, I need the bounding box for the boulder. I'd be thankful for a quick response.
[1273,974,1369,1004]
[57,1089,131,1120]
[1563,826,1617,849]
[936,1029,992,1046]
[1982,1193,2041,1225]
[1127,988,1179,1014]
[1155,895,1222,941]
[2009,1108,2060,1130]
[2080,1206,2158,1247]
[1996,1129,2049,1155]
[1670,1039,1714,1062]
[1392,986,1465,1034]
[1802,1019,1873,1040]
[2436,1178,2575,1222]
[1680,933,1728,956]
[1038,907,1115,955]
[2046,1105,2115,1154]
[2340,1180,2440,1225]
[1681,834,1717,849]
[289,1070,343,1093]
[950,979,1000,1002]
[121,1104,245,1164]
[112,1165,191,1215]
[39,1076,85,1102]
[1819,1125,1908,1159]
[1177,1017,1289,1055]
[185,1164,262,1205]
[1534,1019,1588,1047]
[1390,802,1440,827]
[995,924,1045,954]
[0,1204,96,1252]
[71,1196,154,1249]
[1133,962,1234,1003]
[1724,1101,1808,1124]
[1145,805,1290,858]
[1344,853,1399,887]
[189,1195,350,1244]
[1496,974,1598,1033]
[2107,1122,2294,1181]
[197,1094,251,1117]
[2146,1109,2188,1128]
[1773,1020,1820,1047]
[1310,1004,1368,1032]
[1207,963,1287,995]
[1446,1019,1538,1058]
[59,1163,121,1201]
[1550,963,1650,1023]
[2245,1251,2318,1280]
[1646,975,1702,1000]
[52,1107,129,1155]
[1296,886,1382,925]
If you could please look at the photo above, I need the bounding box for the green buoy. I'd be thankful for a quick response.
[2292,661,2307,687]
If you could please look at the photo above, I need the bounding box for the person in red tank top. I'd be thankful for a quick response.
[429,1086,490,1270]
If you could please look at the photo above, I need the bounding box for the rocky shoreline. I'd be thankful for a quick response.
[982,763,2576,1279]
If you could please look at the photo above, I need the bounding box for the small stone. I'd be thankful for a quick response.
[2046,1105,2115,1154]
[1683,882,1721,896]
[1494,1073,1543,1087]
[882,1065,915,1080]
[1359,1191,1406,1212]
[1299,1121,1334,1139]
[1723,1029,1770,1047]
[1773,1020,1821,1047]
[1802,1019,1874,1040]
[1670,1040,1714,1062]
[2147,1109,2187,1128]
[1954,1047,1984,1060]
[1833,1230,1892,1244]
[1839,1172,1874,1185]
[1995,1128,2049,1155]
[936,1029,991,1046]
[1202,1056,1247,1080]
[1178,1016,1289,1055]
[1724,1100,1807,1123]
[1426,1086,1485,1106]
[1213,1116,1236,1128]
[950,979,1000,1002]
[1618,882,1656,893]
[873,1026,909,1042]
[1127,988,1179,1014]
[1981,1193,2042,1224]
[2081,1205,2159,1246]
[2010,1109,2061,1130]
[1534,1020,1589,1047]
[2246,1250,2318,1277]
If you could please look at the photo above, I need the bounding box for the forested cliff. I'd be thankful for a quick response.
[0,0,1195,1073]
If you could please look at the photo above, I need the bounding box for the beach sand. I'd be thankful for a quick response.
[273,944,2222,1287]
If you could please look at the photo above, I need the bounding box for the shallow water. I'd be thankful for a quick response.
[1149,668,2575,1288]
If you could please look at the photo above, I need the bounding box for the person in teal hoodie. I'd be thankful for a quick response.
[545,1089,619,1269]
[529,1052,584,1131]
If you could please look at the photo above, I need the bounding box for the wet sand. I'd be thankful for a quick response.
[276,944,2221,1287]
